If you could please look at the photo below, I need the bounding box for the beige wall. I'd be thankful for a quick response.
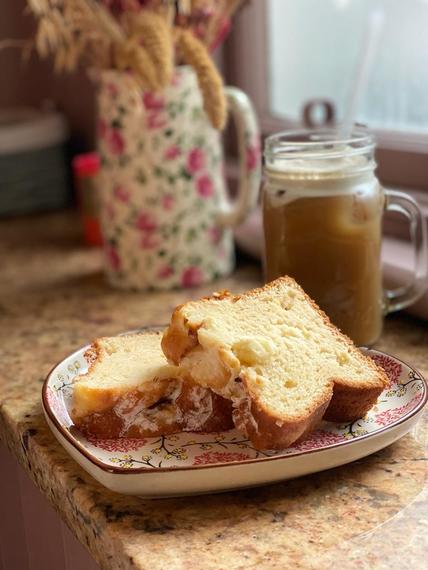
[1,0,96,148]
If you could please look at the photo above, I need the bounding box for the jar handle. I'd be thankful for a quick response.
[384,189,428,313]
[216,87,261,228]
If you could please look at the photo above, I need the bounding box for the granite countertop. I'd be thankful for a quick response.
[0,211,427,570]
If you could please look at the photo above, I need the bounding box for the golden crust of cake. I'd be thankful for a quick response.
[162,276,389,450]
[71,332,233,439]
[75,380,233,439]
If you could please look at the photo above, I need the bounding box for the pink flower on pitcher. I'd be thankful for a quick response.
[162,195,174,211]
[97,118,107,139]
[164,145,181,160]
[107,129,125,155]
[147,112,167,130]
[209,226,222,244]
[113,185,129,203]
[107,82,119,98]
[158,265,174,279]
[217,245,226,259]
[105,244,120,272]
[171,70,181,87]
[140,233,159,250]
[143,92,165,111]
[187,148,205,174]
[182,266,203,288]
[197,175,214,198]
[105,201,116,221]
[246,140,261,171]
[136,211,157,232]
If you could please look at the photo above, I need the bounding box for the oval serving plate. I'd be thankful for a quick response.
[42,343,427,498]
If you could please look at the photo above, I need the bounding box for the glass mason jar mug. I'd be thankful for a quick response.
[262,129,427,346]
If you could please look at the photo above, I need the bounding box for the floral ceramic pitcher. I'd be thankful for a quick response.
[97,66,261,290]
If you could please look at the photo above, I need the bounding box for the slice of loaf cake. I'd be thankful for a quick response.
[71,332,233,438]
[162,277,389,449]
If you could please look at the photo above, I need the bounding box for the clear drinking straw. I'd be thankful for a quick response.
[339,9,385,140]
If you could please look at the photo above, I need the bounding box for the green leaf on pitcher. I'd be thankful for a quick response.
[136,169,147,184]
[118,155,130,167]
[118,105,127,116]
[168,101,179,112]
[111,118,122,129]
[164,129,174,138]
[186,228,197,242]
[191,108,204,121]
[180,167,192,181]
[153,135,163,151]
[193,136,205,147]
[154,166,163,178]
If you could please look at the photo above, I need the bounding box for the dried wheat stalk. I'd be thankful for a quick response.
[24,0,231,130]
[29,0,116,72]
[174,26,227,129]
[115,39,161,90]
[123,10,173,88]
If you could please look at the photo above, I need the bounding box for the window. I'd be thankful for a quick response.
[268,0,428,135]
[224,0,428,192]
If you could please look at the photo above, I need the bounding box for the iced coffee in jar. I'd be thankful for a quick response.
[263,129,427,346]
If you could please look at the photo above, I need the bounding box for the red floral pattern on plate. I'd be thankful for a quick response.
[370,353,402,385]
[85,434,146,452]
[193,451,251,465]
[46,387,67,425]
[290,430,346,452]
[374,394,424,426]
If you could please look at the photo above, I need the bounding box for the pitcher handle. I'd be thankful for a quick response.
[384,189,428,313]
[216,87,261,228]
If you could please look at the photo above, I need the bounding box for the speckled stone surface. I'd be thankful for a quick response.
[0,211,427,570]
